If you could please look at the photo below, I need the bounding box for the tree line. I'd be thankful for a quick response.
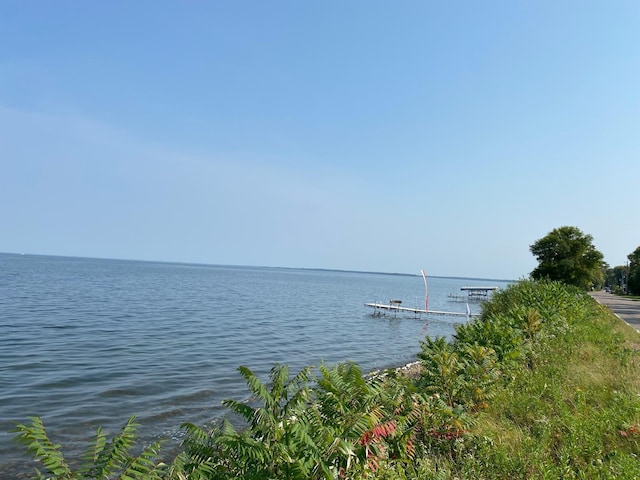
[530,225,640,295]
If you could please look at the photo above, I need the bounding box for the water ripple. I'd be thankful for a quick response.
[0,254,510,475]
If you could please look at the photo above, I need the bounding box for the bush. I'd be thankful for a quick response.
[13,415,165,479]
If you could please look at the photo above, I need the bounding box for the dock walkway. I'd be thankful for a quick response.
[365,302,479,318]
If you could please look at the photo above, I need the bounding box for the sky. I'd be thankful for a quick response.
[1,1,639,280]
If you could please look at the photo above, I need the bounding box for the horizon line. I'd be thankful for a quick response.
[0,251,517,283]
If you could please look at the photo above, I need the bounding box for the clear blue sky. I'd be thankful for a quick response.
[2,1,639,280]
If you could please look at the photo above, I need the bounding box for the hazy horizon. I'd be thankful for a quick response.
[3,3,638,280]
[0,251,517,282]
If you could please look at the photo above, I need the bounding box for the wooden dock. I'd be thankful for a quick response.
[365,302,479,318]
[364,272,492,319]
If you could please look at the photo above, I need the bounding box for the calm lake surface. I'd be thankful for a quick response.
[0,253,511,475]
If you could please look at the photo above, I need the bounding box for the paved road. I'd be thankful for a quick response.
[590,291,640,331]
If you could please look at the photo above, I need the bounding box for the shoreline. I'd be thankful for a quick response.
[394,360,423,379]
[367,359,423,381]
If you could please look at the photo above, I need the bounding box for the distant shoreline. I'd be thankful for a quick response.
[0,252,515,283]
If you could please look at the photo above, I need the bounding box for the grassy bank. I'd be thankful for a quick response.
[410,280,640,479]
[15,280,640,479]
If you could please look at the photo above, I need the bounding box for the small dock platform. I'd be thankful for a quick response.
[365,302,479,318]
[448,286,499,302]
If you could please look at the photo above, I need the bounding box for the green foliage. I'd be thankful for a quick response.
[13,415,165,479]
[530,226,605,289]
[176,362,434,479]
[174,363,321,479]
[628,246,640,295]
[417,337,499,409]
[606,265,628,291]
[14,416,73,479]
[414,279,640,479]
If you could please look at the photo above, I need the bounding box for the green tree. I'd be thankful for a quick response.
[530,226,605,290]
[628,246,640,295]
[604,265,634,294]
[605,265,628,290]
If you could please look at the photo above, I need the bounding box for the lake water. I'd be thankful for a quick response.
[0,253,511,475]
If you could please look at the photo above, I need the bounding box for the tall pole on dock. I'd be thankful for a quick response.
[421,269,428,313]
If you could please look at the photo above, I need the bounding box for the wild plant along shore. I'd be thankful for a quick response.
[14,280,640,479]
